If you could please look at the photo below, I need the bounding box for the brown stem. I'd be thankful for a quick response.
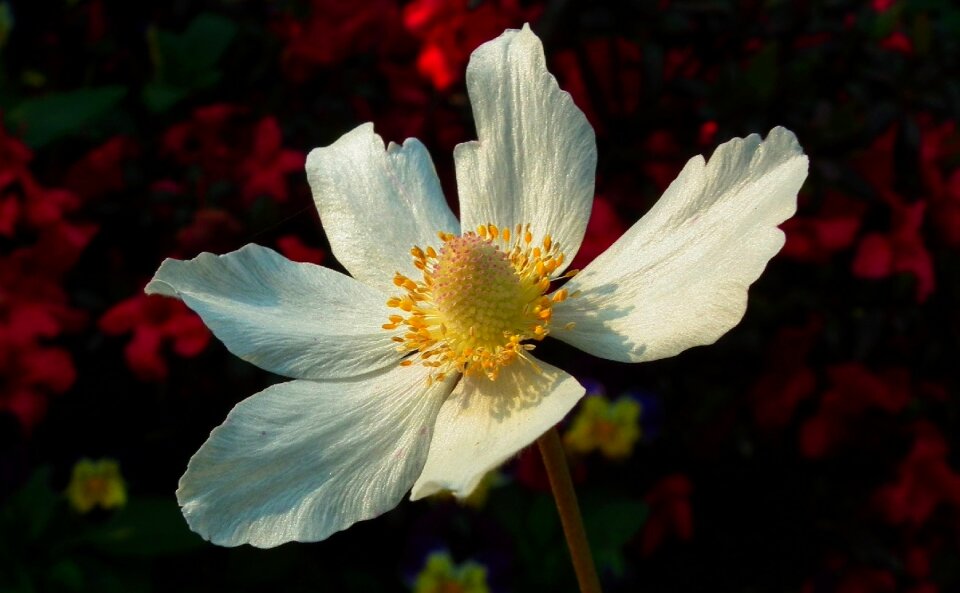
[537,426,603,593]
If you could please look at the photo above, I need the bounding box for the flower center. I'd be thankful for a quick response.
[384,223,576,382]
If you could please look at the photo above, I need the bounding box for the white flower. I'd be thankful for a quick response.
[146,24,808,548]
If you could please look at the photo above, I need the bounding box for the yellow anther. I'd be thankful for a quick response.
[383,224,567,383]
[552,289,568,303]
[564,322,577,331]
[399,360,414,367]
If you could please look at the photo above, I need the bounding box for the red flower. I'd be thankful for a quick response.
[918,117,956,201]
[175,208,245,258]
[873,422,960,528]
[642,131,686,193]
[552,37,643,134]
[750,317,821,432]
[880,31,913,54]
[402,0,541,90]
[851,195,934,302]
[0,343,75,431]
[277,0,401,82]
[640,474,693,556]
[0,225,95,348]
[852,126,897,193]
[0,160,82,238]
[0,122,33,172]
[782,192,866,263]
[239,117,305,204]
[569,195,626,271]
[931,169,960,247]
[276,235,325,266]
[163,104,246,198]
[0,226,93,430]
[800,364,911,458]
[65,136,133,201]
[836,569,896,593]
[99,294,211,381]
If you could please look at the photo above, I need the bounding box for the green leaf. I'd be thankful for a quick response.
[45,560,84,592]
[5,86,126,148]
[582,493,648,577]
[83,498,204,557]
[743,42,779,102]
[143,13,237,112]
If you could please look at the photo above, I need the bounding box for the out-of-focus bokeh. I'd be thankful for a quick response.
[2,1,959,591]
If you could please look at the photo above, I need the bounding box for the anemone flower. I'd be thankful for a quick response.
[146,24,808,548]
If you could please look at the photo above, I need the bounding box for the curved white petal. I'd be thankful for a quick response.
[306,123,460,295]
[553,127,808,362]
[146,244,401,380]
[455,24,596,268]
[411,355,584,500]
[177,364,456,547]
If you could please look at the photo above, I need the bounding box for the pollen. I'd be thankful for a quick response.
[385,223,578,382]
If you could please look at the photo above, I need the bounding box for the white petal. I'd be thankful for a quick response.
[455,24,596,267]
[411,355,584,500]
[177,364,456,547]
[553,127,808,362]
[306,123,460,295]
[146,244,401,380]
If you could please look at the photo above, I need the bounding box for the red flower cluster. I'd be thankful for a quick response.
[274,0,403,83]
[799,364,911,459]
[162,105,305,206]
[874,422,960,529]
[0,124,96,430]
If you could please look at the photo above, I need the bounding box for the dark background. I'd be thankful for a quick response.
[2,0,959,592]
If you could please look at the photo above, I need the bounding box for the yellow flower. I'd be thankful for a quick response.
[65,458,127,513]
[413,551,489,593]
[564,394,642,460]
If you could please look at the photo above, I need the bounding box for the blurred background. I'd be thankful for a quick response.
[2,0,959,591]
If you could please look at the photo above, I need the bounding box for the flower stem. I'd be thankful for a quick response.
[537,426,603,593]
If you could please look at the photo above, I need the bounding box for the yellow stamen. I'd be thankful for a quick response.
[383,223,577,382]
